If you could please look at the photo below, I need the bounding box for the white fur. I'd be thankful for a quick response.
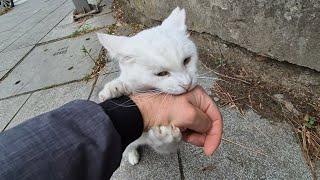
[97,7,198,165]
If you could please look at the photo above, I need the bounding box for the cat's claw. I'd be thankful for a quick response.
[127,149,140,165]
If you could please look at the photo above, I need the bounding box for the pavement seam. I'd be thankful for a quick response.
[35,8,74,46]
[0,79,83,101]
[0,45,36,82]
[177,149,185,180]
[36,25,107,46]
[87,75,99,100]
[1,93,32,132]
[0,71,119,101]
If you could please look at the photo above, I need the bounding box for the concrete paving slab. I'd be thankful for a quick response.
[0,0,70,52]
[6,80,94,129]
[40,9,115,43]
[180,108,312,179]
[0,94,30,131]
[4,1,75,50]
[39,11,83,43]
[0,33,101,99]
[0,46,33,78]
[111,146,180,180]
[82,13,115,29]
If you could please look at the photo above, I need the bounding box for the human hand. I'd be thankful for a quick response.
[130,86,223,155]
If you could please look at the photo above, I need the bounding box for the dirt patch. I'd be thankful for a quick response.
[203,48,320,178]
[0,7,12,16]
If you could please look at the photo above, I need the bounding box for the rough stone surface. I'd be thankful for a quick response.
[39,11,82,43]
[0,46,33,78]
[0,94,30,131]
[111,146,180,180]
[83,13,115,29]
[122,0,320,71]
[6,81,93,129]
[0,32,100,99]
[180,108,312,179]
[40,4,114,43]
[0,0,67,51]
[0,0,73,52]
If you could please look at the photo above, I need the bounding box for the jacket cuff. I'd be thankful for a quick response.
[99,96,144,151]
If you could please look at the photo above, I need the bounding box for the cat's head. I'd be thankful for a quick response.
[97,7,198,95]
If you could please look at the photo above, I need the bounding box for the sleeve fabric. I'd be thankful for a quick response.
[0,97,143,180]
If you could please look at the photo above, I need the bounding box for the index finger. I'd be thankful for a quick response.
[202,99,223,155]
[186,86,223,155]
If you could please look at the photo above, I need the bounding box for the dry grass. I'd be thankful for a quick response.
[81,46,107,81]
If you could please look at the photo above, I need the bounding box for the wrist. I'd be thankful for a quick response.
[130,94,151,130]
[131,93,175,130]
[98,96,144,151]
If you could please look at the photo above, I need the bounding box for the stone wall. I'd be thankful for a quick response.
[121,0,320,71]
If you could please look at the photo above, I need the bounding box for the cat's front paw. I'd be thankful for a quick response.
[98,89,111,102]
[127,149,140,165]
[151,125,182,142]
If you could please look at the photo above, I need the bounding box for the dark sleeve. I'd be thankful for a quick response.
[0,98,143,180]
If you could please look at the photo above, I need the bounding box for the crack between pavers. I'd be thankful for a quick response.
[177,149,185,180]
[0,45,36,82]
[35,25,108,46]
[87,75,99,100]
[0,79,83,101]
[0,70,119,101]
[35,8,74,46]
[1,93,32,132]
[36,10,116,46]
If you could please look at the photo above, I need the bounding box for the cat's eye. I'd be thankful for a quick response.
[156,71,170,76]
[183,57,191,66]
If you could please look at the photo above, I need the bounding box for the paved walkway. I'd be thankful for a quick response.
[0,0,314,179]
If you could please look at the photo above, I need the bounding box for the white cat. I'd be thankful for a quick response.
[97,7,198,165]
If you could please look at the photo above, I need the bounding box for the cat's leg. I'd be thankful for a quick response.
[124,134,147,165]
[98,78,130,101]
[147,125,182,154]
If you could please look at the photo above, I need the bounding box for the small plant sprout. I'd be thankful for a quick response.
[304,115,318,129]
[81,45,97,65]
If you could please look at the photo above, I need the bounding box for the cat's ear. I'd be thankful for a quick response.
[161,7,187,34]
[97,33,133,63]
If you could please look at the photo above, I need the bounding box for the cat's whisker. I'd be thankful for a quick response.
[155,93,169,121]
[196,69,215,76]
[197,76,221,80]
[197,76,231,83]
[133,89,163,93]
[105,101,137,110]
